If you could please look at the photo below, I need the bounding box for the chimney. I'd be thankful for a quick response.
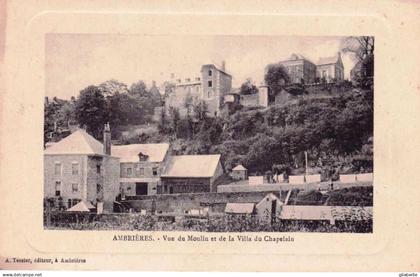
[103,123,111,155]
[221,60,226,71]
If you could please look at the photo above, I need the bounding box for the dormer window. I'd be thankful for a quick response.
[138,152,149,162]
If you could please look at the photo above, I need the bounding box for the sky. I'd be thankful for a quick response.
[45,34,357,100]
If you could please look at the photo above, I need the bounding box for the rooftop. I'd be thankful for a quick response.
[161,154,221,178]
[225,203,255,214]
[44,129,104,155]
[317,53,340,65]
[232,164,247,171]
[279,53,315,64]
[112,143,170,163]
[66,200,95,212]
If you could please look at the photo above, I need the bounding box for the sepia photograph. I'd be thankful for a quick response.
[43,34,374,233]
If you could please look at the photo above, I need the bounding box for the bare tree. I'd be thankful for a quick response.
[341,36,374,61]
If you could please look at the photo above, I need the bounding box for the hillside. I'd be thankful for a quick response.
[116,86,373,180]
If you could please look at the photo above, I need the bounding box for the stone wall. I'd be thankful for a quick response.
[44,154,87,208]
[240,93,259,107]
[124,191,282,215]
[102,156,121,213]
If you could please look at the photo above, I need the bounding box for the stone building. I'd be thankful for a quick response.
[278,53,317,84]
[44,125,120,213]
[231,164,248,180]
[111,143,170,196]
[160,154,223,194]
[316,52,345,83]
[165,63,232,117]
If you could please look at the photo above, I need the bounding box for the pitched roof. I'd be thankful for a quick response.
[232,164,247,171]
[112,143,170,163]
[280,53,314,63]
[225,203,255,214]
[66,200,95,212]
[317,55,339,65]
[161,154,221,178]
[44,129,104,155]
[256,193,283,208]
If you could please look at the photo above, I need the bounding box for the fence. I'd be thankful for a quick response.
[339,173,373,183]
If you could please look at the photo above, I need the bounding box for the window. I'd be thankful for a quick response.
[127,167,133,176]
[196,86,200,92]
[139,168,144,175]
[71,162,79,175]
[208,69,212,76]
[55,181,61,196]
[72,183,78,193]
[208,91,212,98]
[152,167,158,176]
[208,80,212,87]
[96,165,101,174]
[96,184,102,194]
[54,163,61,175]
[68,198,80,208]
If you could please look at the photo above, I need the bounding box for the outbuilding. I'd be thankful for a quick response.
[231,164,248,180]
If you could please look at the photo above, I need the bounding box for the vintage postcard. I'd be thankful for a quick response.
[0,0,419,272]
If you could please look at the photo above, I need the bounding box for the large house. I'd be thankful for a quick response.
[112,143,170,196]
[278,54,317,84]
[44,125,225,210]
[44,124,120,213]
[160,154,223,194]
[276,52,345,84]
[316,52,344,83]
[165,63,232,117]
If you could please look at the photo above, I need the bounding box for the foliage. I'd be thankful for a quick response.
[264,63,290,96]
[45,212,372,233]
[45,78,165,143]
[239,78,259,95]
[342,36,374,89]
[285,83,307,96]
[75,85,108,139]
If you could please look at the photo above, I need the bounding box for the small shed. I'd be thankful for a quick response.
[231,164,248,180]
[225,203,255,215]
[66,200,95,212]
[255,193,283,221]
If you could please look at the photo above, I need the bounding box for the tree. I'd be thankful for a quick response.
[193,101,209,122]
[157,108,169,134]
[98,79,129,97]
[239,78,258,95]
[149,81,163,107]
[342,36,374,88]
[168,106,181,138]
[341,36,374,62]
[75,85,108,139]
[264,63,290,97]
[129,80,161,120]
[162,81,176,100]
[129,81,148,97]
